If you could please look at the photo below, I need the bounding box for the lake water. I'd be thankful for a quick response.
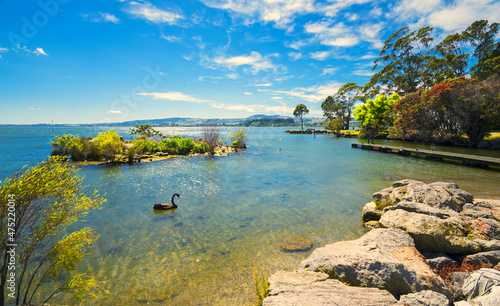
[1,126,500,305]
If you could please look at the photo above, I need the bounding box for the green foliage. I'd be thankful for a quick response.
[322,83,363,130]
[93,130,123,161]
[229,128,248,149]
[50,134,77,156]
[368,26,435,95]
[0,157,108,305]
[354,93,401,143]
[129,124,162,139]
[132,136,209,155]
[325,118,344,132]
[253,268,269,306]
[293,104,309,130]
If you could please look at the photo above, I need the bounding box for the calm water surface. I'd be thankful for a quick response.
[1,126,499,305]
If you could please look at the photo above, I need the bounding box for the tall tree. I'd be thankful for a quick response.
[0,157,108,305]
[293,104,309,130]
[463,20,500,80]
[354,94,400,144]
[433,33,470,81]
[321,83,362,130]
[366,26,435,95]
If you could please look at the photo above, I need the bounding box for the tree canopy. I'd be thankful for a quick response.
[0,157,108,305]
[354,93,401,143]
[322,82,363,130]
[293,104,309,130]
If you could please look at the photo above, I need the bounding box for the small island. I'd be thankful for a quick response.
[50,124,248,164]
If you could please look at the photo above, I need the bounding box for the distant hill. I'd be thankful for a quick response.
[1,115,324,127]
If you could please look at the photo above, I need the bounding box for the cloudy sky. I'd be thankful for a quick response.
[1,0,499,124]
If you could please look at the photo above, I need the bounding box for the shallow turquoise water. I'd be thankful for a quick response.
[1,126,499,305]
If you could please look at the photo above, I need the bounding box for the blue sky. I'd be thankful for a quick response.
[1,0,499,124]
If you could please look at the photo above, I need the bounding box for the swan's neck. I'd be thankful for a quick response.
[171,195,178,207]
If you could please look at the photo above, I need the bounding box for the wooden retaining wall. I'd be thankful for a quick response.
[351,143,500,169]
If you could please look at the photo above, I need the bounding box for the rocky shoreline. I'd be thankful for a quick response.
[263,180,500,305]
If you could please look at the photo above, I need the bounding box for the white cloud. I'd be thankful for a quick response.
[310,51,331,60]
[193,36,206,49]
[259,81,342,103]
[226,73,239,79]
[0,47,8,53]
[200,0,317,29]
[244,92,252,95]
[271,96,283,100]
[82,12,120,23]
[28,107,42,111]
[427,0,500,32]
[390,0,500,33]
[108,110,123,114]
[33,48,48,56]
[137,92,213,103]
[123,0,183,24]
[255,83,272,87]
[304,21,359,47]
[288,52,303,61]
[353,69,374,76]
[206,51,277,74]
[322,68,338,75]
[161,34,182,43]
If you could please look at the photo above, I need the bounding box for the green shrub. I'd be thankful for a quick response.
[147,141,161,153]
[93,130,123,161]
[193,142,209,153]
[131,138,150,154]
[178,138,195,155]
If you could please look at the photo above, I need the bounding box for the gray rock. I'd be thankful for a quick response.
[473,239,500,252]
[474,199,500,221]
[263,271,400,306]
[372,180,473,212]
[399,290,449,306]
[462,268,500,302]
[378,209,481,254]
[450,272,469,300]
[384,201,459,219]
[463,251,500,268]
[470,218,500,241]
[461,209,497,220]
[299,228,450,299]
[362,201,383,222]
[423,252,458,270]
[472,285,500,305]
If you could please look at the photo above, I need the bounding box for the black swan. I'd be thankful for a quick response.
[153,194,180,210]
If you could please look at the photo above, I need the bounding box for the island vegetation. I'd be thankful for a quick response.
[50,123,248,164]
[315,20,500,148]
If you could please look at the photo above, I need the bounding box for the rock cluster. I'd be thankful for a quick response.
[263,180,500,305]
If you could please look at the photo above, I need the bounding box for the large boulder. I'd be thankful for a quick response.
[263,271,400,306]
[378,209,481,254]
[299,228,450,299]
[372,180,473,211]
[423,252,458,270]
[474,199,500,221]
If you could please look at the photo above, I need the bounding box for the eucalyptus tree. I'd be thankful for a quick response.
[293,104,309,130]
[321,82,363,130]
[366,26,436,96]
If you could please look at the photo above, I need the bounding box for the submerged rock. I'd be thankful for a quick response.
[280,238,313,252]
